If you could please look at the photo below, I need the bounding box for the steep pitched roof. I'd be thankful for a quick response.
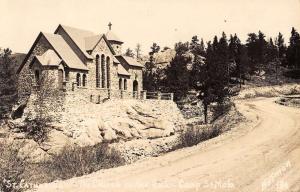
[85,35,103,51]
[118,64,130,76]
[56,25,118,58]
[106,30,123,43]
[35,49,61,66]
[113,56,120,64]
[43,33,88,70]
[116,55,144,68]
[55,25,94,59]
[18,32,85,73]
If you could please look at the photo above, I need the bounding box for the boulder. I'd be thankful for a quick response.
[101,124,117,142]
[17,139,50,163]
[43,130,71,155]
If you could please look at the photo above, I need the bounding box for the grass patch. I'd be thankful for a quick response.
[0,141,29,192]
[44,143,125,181]
[173,125,222,149]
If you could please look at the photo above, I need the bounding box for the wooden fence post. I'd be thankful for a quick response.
[158,92,161,100]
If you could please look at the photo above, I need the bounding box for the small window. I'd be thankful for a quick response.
[76,73,81,86]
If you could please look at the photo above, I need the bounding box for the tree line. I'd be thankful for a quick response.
[143,27,300,123]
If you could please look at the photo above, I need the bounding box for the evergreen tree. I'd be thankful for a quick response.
[287,27,300,69]
[266,37,278,64]
[237,44,250,85]
[0,48,17,118]
[124,48,134,57]
[143,43,160,91]
[191,33,231,123]
[246,33,259,73]
[276,32,287,63]
[165,42,191,101]
[135,43,141,59]
[257,31,268,72]
[229,34,249,85]
[190,35,205,56]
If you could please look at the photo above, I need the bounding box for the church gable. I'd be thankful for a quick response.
[90,36,115,57]
[17,33,54,74]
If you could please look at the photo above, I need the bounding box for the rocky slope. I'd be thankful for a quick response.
[9,96,185,163]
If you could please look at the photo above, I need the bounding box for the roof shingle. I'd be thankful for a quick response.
[116,55,143,68]
[35,49,61,66]
[43,32,88,70]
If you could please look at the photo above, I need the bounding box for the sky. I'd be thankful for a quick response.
[0,0,300,55]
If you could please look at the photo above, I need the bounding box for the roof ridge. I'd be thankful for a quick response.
[60,24,95,35]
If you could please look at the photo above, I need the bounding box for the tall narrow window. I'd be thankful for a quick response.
[124,79,127,90]
[34,70,40,85]
[82,74,87,87]
[76,73,81,86]
[96,55,100,87]
[65,70,69,82]
[101,54,106,88]
[119,78,122,90]
[106,56,110,88]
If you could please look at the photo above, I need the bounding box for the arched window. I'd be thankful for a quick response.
[34,70,40,85]
[82,74,87,87]
[119,78,122,90]
[76,73,81,86]
[106,56,110,88]
[124,79,127,90]
[96,55,100,88]
[101,54,106,88]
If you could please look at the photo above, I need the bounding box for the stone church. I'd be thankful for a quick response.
[17,23,144,102]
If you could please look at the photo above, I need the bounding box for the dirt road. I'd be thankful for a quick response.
[35,98,300,192]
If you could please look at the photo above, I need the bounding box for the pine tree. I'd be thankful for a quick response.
[191,33,231,123]
[165,42,191,101]
[276,32,287,63]
[0,48,17,118]
[236,44,250,85]
[287,27,300,69]
[257,31,268,72]
[246,33,259,73]
[190,36,205,56]
[266,37,278,64]
[124,48,134,57]
[143,43,160,91]
[135,43,141,59]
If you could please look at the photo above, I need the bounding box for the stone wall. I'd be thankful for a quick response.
[89,38,119,90]
[110,43,122,55]
[127,67,143,92]
[18,35,53,103]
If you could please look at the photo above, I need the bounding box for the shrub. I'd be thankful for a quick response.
[45,143,125,181]
[211,102,234,122]
[283,69,300,79]
[0,141,29,192]
[174,125,222,149]
[22,119,48,143]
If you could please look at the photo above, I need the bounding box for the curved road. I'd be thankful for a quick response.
[35,98,300,192]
